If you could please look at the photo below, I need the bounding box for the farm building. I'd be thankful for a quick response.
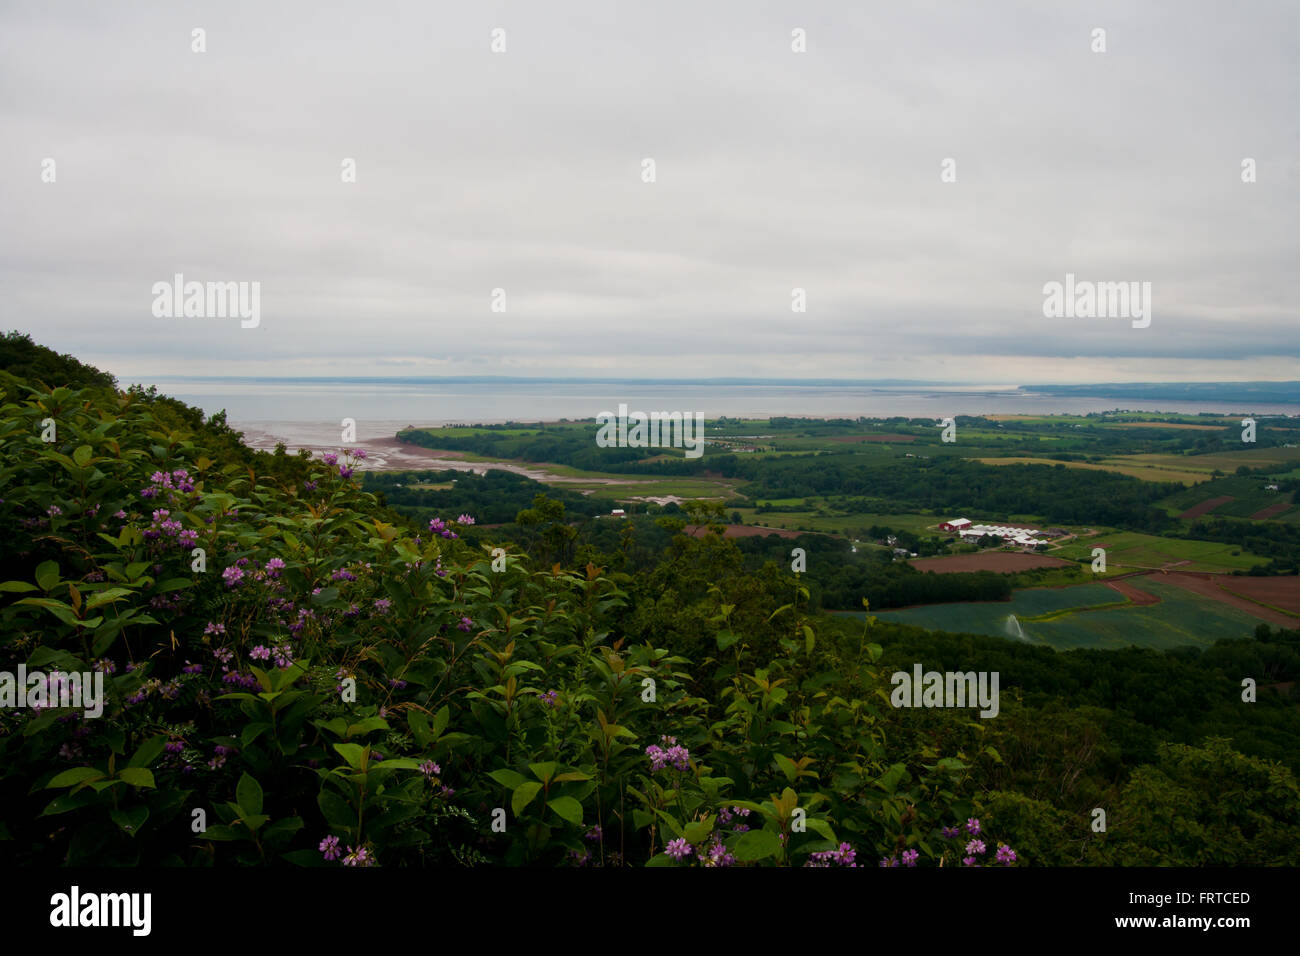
[939,518,972,532]
[957,523,1048,547]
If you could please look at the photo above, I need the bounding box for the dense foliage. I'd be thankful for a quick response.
[1,342,1297,867]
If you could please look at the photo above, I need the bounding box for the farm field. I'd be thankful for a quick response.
[1216,575,1300,617]
[1052,531,1268,573]
[1179,495,1235,519]
[1155,573,1299,628]
[731,508,943,537]
[1105,422,1225,431]
[866,578,1268,651]
[1158,475,1297,520]
[908,552,1074,573]
[1115,447,1300,475]
[972,457,1203,484]
[684,523,806,539]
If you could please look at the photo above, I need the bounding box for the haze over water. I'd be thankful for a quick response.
[146,378,1300,437]
[131,378,1300,455]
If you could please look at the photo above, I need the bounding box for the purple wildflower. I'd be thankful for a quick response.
[665,838,692,861]
[319,835,342,861]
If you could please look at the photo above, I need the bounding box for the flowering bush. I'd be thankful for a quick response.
[0,377,1027,867]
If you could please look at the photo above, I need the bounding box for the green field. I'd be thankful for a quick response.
[1157,475,1296,520]
[861,579,1265,650]
[732,508,944,537]
[1052,531,1268,572]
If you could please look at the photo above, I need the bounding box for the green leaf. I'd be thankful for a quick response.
[344,716,389,737]
[528,761,557,785]
[311,586,340,605]
[35,560,60,592]
[110,805,149,836]
[46,767,104,789]
[41,791,95,816]
[511,781,543,817]
[333,743,367,770]
[547,796,583,825]
[0,580,38,593]
[72,445,94,467]
[716,630,741,651]
[201,825,243,842]
[802,624,815,653]
[15,598,79,628]
[683,817,714,844]
[774,753,798,783]
[874,763,908,795]
[407,710,432,746]
[128,735,166,768]
[318,790,355,831]
[431,705,450,739]
[241,722,271,748]
[236,773,264,816]
[766,603,793,623]
[806,818,837,843]
[116,767,155,789]
[487,769,526,790]
[653,809,684,839]
[734,829,782,861]
[262,816,304,843]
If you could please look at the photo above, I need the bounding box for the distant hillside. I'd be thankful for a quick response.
[1025,382,1300,404]
[0,330,116,390]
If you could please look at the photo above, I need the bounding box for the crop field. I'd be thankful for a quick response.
[731,508,944,537]
[1053,531,1268,572]
[1158,475,1297,520]
[908,552,1074,573]
[1105,422,1225,431]
[1216,576,1300,616]
[971,457,1203,484]
[865,578,1266,650]
[1116,447,1300,475]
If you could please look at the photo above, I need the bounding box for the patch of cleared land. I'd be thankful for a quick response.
[1250,501,1293,519]
[865,577,1269,650]
[684,524,807,539]
[973,457,1202,485]
[1179,495,1235,519]
[908,552,1073,573]
[1181,573,1300,619]
[1053,531,1268,573]
[1106,422,1224,431]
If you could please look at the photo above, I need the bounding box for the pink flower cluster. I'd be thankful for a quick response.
[645,735,691,772]
[807,842,858,867]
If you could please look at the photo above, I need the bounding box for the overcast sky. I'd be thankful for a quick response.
[3,0,1297,385]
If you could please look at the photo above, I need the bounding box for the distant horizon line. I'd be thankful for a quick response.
[121,375,1300,388]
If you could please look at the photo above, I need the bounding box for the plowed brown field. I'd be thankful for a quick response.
[908,552,1073,573]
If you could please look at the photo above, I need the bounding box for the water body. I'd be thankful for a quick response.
[141,377,1300,442]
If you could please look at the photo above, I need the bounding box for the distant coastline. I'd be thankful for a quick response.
[134,376,1300,428]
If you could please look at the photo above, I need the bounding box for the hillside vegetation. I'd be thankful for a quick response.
[1,337,1298,867]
